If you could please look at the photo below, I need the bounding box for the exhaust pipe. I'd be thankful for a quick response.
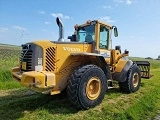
[56,17,64,42]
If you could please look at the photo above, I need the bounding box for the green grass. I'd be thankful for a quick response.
[0,46,160,120]
[0,45,23,89]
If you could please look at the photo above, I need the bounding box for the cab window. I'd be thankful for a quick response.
[77,25,95,43]
[99,25,109,49]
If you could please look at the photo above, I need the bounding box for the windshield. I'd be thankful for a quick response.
[77,25,95,43]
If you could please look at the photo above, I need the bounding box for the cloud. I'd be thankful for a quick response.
[102,5,112,9]
[44,22,51,24]
[113,0,132,5]
[0,28,8,32]
[13,26,27,30]
[37,10,45,14]
[113,0,124,3]
[51,13,70,19]
[99,16,115,23]
[126,0,132,5]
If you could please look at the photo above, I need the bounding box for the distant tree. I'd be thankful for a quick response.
[145,57,153,60]
[156,55,160,60]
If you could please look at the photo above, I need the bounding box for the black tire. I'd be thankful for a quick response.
[67,64,107,109]
[119,64,141,93]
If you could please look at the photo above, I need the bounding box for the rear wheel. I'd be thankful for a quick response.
[67,64,107,109]
[119,64,141,93]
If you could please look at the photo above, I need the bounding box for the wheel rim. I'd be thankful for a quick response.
[86,77,102,100]
[132,72,139,87]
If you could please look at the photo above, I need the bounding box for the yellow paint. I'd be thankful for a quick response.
[115,60,127,72]
[86,77,101,100]
[42,71,56,86]
[21,71,46,88]
[33,40,55,49]
[50,90,61,95]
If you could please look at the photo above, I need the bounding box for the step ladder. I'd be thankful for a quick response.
[107,79,114,89]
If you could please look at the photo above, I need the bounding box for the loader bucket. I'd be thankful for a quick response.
[134,61,153,79]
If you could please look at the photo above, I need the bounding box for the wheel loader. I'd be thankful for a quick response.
[12,17,152,109]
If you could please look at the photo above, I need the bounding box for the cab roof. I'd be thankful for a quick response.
[77,20,113,28]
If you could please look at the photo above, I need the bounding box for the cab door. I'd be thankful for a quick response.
[96,23,111,64]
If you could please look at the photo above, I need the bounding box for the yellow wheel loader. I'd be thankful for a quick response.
[12,17,152,109]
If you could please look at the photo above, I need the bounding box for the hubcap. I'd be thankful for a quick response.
[132,72,139,87]
[86,77,102,100]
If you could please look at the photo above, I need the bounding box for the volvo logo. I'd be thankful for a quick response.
[63,47,80,52]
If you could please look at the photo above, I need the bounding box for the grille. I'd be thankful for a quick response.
[45,47,56,72]
[20,45,33,71]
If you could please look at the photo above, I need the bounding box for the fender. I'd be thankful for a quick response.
[112,60,133,82]
[71,52,111,80]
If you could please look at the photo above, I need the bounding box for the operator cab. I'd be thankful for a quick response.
[68,20,118,50]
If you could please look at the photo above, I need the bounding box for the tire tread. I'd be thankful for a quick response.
[67,64,106,109]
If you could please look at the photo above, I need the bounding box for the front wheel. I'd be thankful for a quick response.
[67,64,107,109]
[119,64,141,93]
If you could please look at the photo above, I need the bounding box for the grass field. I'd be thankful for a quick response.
[0,44,160,120]
[0,45,23,90]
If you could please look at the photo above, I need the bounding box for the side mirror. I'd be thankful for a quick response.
[113,27,118,37]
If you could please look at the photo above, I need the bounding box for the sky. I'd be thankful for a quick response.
[0,0,160,58]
